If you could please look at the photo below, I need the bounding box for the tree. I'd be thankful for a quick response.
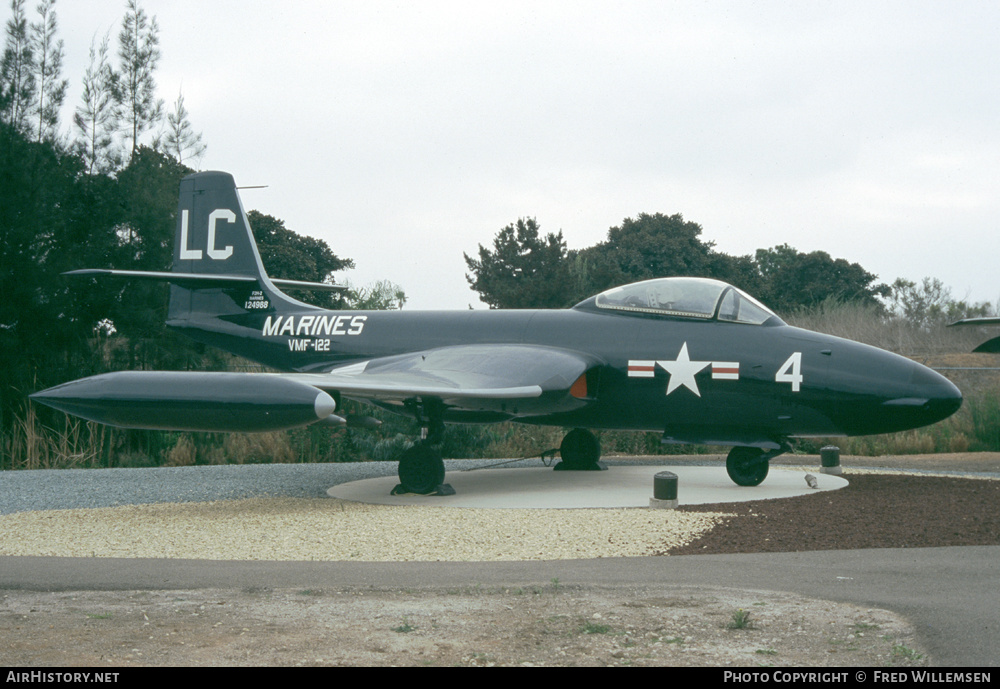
[74,30,119,175]
[568,213,718,301]
[156,90,205,165]
[464,218,572,309]
[0,0,34,134]
[116,0,162,159]
[466,212,769,309]
[247,210,354,308]
[888,277,994,329]
[705,250,764,298]
[753,244,889,313]
[107,146,192,370]
[28,0,66,143]
[0,118,91,429]
[604,212,715,279]
[342,279,407,310]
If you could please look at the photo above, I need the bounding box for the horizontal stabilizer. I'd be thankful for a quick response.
[63,269,346,291]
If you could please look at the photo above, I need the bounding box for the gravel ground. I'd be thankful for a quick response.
[0,458,730,561]
[2,455,998,562]
[2,454,997,667]
[0,460,407,515]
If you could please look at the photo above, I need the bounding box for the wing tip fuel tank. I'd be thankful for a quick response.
[31,371,337,433]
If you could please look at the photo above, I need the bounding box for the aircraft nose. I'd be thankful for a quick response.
[913,363,963,422]
[882,362,963,426]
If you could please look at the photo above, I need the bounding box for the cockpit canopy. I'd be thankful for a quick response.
[588,277,781,325]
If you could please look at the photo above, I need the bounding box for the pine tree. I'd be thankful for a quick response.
[157,90,205,165]
[74,30,120,174]
[29,0,67,143]
[0,0,35,134]
[116,0,162,159]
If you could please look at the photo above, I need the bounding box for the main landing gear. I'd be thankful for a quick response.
[726,446,784,487]
[391,400,454,496]
[555,428,606,471]
[393,422,610,494]
[395,442,449,495]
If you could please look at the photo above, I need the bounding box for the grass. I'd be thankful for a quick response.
[578,621,612,635]
[727,609,754,630]
[892,644,924,661]
[392,618,416,633]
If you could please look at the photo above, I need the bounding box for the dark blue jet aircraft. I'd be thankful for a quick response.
[32,171,963,493]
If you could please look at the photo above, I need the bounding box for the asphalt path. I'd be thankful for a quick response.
[2,548,997,666]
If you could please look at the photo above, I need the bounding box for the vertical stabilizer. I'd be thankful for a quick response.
[61,170,337,369]
[173,171,268,279]
[167,171,315,324]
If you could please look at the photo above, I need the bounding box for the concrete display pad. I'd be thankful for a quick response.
[327,464,848,509]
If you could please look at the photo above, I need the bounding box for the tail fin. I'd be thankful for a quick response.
[66,171,340,357]
[173,171,269,280]
[168,171,341,314]
[167,170,302,325]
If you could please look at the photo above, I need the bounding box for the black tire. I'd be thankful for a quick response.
[559,428,601,469]
[726,446,770,486]
[397,442,445,494]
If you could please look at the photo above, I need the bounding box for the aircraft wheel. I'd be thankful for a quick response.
[397,442,446,494]
[726,446,770,486]
[558,428,602,469]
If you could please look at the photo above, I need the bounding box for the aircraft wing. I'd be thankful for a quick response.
[30,344,601,433]
[287,344,599,407]
[949,317,1000,327]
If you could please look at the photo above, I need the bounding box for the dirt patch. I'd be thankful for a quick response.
[668,473,1000,556]
[1,585,929,667]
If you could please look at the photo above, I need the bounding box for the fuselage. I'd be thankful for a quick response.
[170,293,963,449]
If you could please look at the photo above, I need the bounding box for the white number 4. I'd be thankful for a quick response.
[776,352,803,392]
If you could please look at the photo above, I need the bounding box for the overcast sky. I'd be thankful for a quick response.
[36,1,1000,310]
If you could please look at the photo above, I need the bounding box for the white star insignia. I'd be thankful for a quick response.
[657,342,711,397]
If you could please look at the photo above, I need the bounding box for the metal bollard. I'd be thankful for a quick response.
[820,445,842,475]
[650,470,678,509]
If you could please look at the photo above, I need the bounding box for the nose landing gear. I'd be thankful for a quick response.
[726,446,784,486]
